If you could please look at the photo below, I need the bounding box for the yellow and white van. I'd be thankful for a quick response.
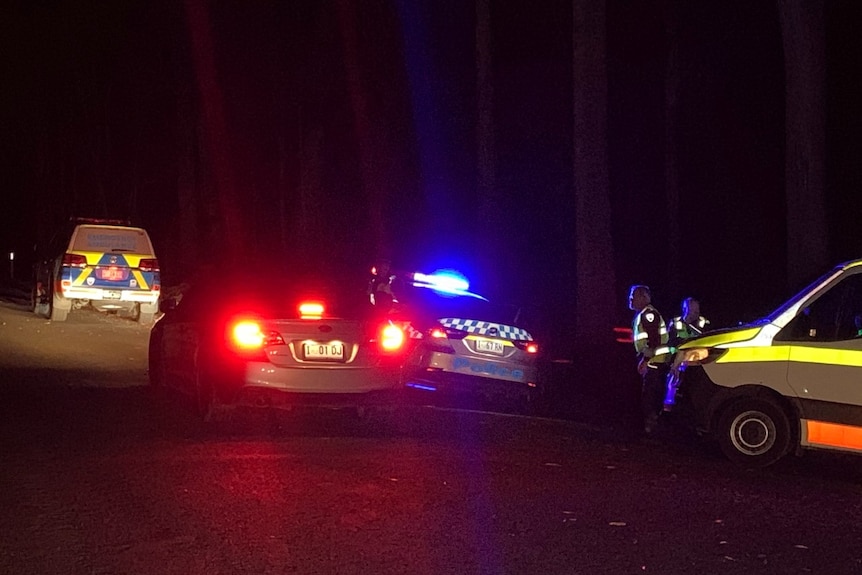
[673,259,862,467]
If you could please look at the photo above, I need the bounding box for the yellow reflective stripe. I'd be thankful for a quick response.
[635,332,649,341]
[715,345,862,368]
[789,347,862,368]
[715,346,789,363]
[681,327,760,349]
[132,270,150,289]
[72,267,94,286]
[804,420,862,452]
[654,346,673,356]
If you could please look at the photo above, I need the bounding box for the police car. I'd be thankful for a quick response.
[672,259,862,467]
[32,218,161,324]
[385,270,541,413]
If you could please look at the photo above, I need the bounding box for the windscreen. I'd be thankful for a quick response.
[72,226,154,254]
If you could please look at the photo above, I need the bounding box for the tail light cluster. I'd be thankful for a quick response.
[227,318,285,353]
[62,253,87,268]
[379,323,405,352]
[514,340,539,354]
[139,258,160,272]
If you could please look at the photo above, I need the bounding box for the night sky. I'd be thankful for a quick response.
[2,1,861,348]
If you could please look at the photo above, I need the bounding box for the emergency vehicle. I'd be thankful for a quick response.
[33,218,160,324]
[383,270,541,413]
[671,259,862,467]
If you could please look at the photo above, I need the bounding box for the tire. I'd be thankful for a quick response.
[716,397,793,468]
[49,289,70,322]
[194,352,233,424]
[138,302,158,326]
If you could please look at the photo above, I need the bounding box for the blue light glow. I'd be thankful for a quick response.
[406,382,438,392]
[410,269,488,300]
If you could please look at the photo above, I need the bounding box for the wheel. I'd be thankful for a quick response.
[49,288,70,321]
[138,302,158,326]
[194,352,233,424]
[716,397,793,468]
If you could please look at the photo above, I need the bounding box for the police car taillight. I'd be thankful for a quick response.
[62,253,87,268]
[139,258,160,272]
[430,327,447,339]
[513,340,538,354]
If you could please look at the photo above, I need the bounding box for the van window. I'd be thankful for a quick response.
[776,272,862,342]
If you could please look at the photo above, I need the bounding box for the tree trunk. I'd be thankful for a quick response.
[778,0,827,289]
[476,0,500,296]
[572,0,617,351]
[663,3,681,297]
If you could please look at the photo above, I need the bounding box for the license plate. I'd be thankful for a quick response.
[303,342,345,360]
[99,267,125,281]
[104,290,121,300]
[475,338,505,355]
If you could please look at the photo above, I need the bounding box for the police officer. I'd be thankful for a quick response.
[668,297,710,351]
[664,297,710,411]
[628,284,672,435]
[367,258,396,312]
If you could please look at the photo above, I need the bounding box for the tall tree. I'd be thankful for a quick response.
[475,0,500,294]
[778,0,827,289]
[662,2,681,296]
[572,0,617,355]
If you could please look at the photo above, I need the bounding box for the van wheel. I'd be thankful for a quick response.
[716,397,793,468]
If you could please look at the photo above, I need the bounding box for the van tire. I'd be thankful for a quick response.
[716,396,793,468]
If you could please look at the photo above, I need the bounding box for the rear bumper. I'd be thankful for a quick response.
[233,388,402,410]
[222,362,403,408]
[401,366,540,405]
[61,286,159,304]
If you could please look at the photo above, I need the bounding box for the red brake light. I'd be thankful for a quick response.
[62,253,87,268]
[231,320,266,349]
[299,301,324,319]
[514,340,539,354]
[139,258,160,272]
[380,323,405,352]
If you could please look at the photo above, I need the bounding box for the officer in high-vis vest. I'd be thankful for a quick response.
[668,297,710,351]
[664,297,710,411]
[628,284,672,435]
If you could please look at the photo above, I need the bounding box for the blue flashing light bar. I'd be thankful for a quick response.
[410,270,488,300]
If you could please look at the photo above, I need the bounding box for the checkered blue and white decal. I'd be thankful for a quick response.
[438,318,533,341]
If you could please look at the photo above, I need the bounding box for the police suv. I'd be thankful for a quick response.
[672,259,862,467]
[33,218,161,324]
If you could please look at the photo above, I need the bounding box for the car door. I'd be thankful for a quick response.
[777,271,862,439]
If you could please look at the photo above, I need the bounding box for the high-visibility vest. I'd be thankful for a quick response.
[633,305,672,365]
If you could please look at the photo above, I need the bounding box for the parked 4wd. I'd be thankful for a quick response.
[33,218,161,324]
